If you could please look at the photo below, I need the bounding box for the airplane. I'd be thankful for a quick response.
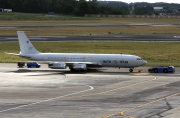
[6,31,147,72]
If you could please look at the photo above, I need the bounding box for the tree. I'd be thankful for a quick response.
[77,1,89,16]
[135,6,154,15]
[99,6,111,14]
[63,4,75,14]
[120,6,130,15]
[88,0,99,14]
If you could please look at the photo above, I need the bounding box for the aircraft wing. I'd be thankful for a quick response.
[4,53,102,66]
[44,61,102,66]
[65,62,102,66]
[16,60,102,66]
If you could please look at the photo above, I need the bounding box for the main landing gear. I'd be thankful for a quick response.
[129,68,134,72]
[119,68,134,72]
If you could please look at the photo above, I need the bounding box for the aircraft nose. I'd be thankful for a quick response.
[143,60,147,65]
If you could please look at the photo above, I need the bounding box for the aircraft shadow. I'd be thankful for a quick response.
[5,68,131,76]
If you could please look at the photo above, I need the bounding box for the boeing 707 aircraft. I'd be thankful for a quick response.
[7,31,147,72]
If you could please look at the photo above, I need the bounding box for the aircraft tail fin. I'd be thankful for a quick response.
[17,31,40,55]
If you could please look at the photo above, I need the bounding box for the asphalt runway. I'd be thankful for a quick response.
[1,23,180,29]
[0,63,179,118]
[0,34,180,42]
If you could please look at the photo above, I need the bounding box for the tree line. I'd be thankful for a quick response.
[0,0,180,16]
[0,0,129,15]
[100,1,180,15]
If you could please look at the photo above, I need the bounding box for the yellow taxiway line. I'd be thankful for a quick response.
[101,91,180,118]
[66,76,157,99]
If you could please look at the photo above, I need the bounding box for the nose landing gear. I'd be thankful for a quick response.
[129,68,134,72]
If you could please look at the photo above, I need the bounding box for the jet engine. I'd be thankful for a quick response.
[48,62,66,69]
[71,64,87,70]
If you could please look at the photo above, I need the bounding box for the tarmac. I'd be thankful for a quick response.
[0,63,179,118]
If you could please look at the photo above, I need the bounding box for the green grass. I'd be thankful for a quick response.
[0,12,180,25]
[0,13,180,36]
[0,26,180,36]
[0,42,180,66]
[0,12,99,21]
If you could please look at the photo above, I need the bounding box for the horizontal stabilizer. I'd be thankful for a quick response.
[5,52,20,56]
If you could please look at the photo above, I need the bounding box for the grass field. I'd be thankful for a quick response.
[0,15,180,36]
[0,42,180,66]
[0,26,180,36]
[0,13,180,36]
[1,13,180,24]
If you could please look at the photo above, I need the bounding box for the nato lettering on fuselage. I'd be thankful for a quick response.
[103,60,128,64]
[103,60,111,63]
[120,60,128,63]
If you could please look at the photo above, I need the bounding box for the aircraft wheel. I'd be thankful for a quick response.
[129,68,133,72]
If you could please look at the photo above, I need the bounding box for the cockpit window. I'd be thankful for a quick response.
[137,58,143,60]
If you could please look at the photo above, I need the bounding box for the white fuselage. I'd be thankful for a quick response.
[23,53,147,68]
